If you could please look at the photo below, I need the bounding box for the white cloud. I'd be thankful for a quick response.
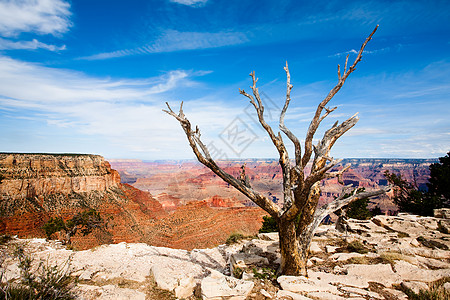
[0,0,71,37]
[0,37,66,51]
[81,30,248,60]
[0,56,191,103]
[169,0,208,7]
[0,55,243,159]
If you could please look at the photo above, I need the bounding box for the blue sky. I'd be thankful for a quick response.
[0,0,449,160]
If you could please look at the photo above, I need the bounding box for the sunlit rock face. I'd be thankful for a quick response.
[0,154,265,251]
[0,153,166,249]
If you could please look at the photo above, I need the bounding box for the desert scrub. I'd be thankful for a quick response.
[345,241,370,254]
[252,267,277,280]
[398,277,450,300]
[0,246,75,300]
[232,267,243,279]
[0,235,12,245]
[417,236,449,250]
[225,233,256,245]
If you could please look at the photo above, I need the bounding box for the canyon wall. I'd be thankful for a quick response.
[0,154,265,250]
[111,158,437,214]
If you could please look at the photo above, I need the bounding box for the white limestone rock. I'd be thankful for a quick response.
[329,252,364,261]
[344,264,401,287]
[309,242,322,253]
[401,281,429,294]
[325,245,338,253]
[150,256,204,292]
[190,247,227,270]
[201,270,254,300]
[258,232,279,241]
[276,290,312,299]
[393,260,450,282]
[277,276,339,294]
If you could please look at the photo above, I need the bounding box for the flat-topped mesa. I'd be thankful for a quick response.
[0,153,120,204]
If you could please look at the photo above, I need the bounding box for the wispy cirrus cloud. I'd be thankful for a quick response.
[0,0,71,37]
[0,56,191,104]
[0,37,66,51]
[80,30,248,60]
[331,46,392,58]
[169,0,208,7]
[0,55,241,158]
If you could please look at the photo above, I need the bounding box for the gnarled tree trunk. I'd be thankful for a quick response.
[164,25,389,276]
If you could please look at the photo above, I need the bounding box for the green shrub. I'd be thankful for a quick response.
[226,233,245,245]
[385,152,450,216]
[0,235,12,245]
[259,216,278,233]
[232,267,243,279]
[252,267,276,280]
[42,209,104,245]
[43,217,66,239]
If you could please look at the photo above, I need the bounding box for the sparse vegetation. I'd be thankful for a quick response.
[259,216,278,233]
[345,240,369,254]
[417,236,448,250]
[252,267,276,280]
[232,267,243,279]
[0,235,12,245]
[398,277,450,300]
[42,209,104,245]
[226,233,247,245]
[0,246,75,300]
[385,151,450,216]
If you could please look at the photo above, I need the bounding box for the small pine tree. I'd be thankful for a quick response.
[259,216,279,233]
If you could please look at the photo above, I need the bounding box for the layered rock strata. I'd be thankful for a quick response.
[0,153,265,250]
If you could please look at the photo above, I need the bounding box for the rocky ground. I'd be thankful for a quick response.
[1,210,450,299]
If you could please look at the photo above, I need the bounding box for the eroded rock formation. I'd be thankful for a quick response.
[0,153,265,250]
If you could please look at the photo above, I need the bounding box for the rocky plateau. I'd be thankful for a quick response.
[2,210,450,299]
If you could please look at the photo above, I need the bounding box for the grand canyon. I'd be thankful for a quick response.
[0,152,437,251]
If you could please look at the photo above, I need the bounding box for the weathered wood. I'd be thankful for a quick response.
[164,26,386,276]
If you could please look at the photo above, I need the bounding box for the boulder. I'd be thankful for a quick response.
[190,247,227,270]
[401,281,429,294]
[344,264,401,287]
[276,290,312,299]
[308,271,370,289]
[258,232,279,241]
[277,276,339,294]
[151,256,204,293]
[339,286,383,299]
[434,208,450,219]
[329,252,364,262]
[201,270,254,300]
[393,260,450,282]
[325,245,338,253]
[230,252,269,269]
[309,242,322,253]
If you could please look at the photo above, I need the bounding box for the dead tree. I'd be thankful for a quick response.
[164,25,389,276]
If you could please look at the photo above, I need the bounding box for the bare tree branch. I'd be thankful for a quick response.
[280,62,303,172]
[300,185,390,249]
[240,72,294,209]
[302,25,378,167]
[164,102,281,217]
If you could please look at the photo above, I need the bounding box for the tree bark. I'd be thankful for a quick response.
[278,217,307,276]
